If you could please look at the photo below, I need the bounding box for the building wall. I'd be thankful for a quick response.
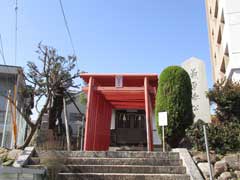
[62,94,86,137]
[0,76,16,128]
[206,0,240,82]
[151,111,161,145]
[0,66,26,148]
[0,76,16,147]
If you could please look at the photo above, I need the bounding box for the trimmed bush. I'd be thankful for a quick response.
[186,120,240,154]
[155,66,193,147]
[207,79,240,123]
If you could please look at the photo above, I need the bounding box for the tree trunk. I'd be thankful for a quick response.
[17,96,50,149]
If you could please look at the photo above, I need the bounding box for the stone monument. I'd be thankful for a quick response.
[182,57,211,123]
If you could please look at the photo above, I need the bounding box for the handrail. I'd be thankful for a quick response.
[203,125,213,180]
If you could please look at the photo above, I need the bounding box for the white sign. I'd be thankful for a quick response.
[158,112,168,126]
[115,75,123,88]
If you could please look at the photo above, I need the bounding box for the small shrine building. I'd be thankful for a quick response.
[80,73,160,151]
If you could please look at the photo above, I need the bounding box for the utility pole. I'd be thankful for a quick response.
[63,98,71,151]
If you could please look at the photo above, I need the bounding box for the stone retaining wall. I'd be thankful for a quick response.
[190,151,240,180]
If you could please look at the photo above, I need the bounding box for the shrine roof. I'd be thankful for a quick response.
[80,73,158,109]
[80,73,158,87]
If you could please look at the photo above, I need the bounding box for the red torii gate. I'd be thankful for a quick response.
[80,73,158,151]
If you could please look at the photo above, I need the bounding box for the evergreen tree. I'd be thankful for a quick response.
[155,66,193,147]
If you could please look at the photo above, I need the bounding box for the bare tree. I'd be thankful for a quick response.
[16,43,79,149]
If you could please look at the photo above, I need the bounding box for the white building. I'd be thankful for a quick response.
[40,91,86,137]
[0,65,26,148]
[64,91,86,137]
[205,0,240,82]
[38,92,86,150]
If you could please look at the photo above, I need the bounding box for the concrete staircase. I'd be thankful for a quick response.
[58,151,190,180]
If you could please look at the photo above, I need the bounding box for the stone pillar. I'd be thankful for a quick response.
[182,57,211,123]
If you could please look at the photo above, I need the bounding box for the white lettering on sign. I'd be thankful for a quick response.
[115,75,123,88]
[158,112,168,126]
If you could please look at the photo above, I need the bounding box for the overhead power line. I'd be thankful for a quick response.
[0,34,7,65]
[58,0,76,56]
[14,0,18,65]
[0,34,10,75]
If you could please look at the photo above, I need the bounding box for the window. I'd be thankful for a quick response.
[219,45,229,74]
[224,45,230,69]
[221,10,225,24]
[214,0,218,18]
[0,111,5,123]
[140,115,146,128]
[124,114,130,128]
[116,111,145,129]
[117,113,123,128]
[117,113,130,128]
[133,114,145,128]
[217,28,222,44]
[134,115,140,128]
[220,58,226,73]
[69,113,82,122]
[224,44,229,56]
[214,53,217,64]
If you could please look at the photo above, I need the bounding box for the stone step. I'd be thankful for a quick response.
[62,165,186,174]
[58,173,191,180]
[63,151,180,159]
[66,157,182,166]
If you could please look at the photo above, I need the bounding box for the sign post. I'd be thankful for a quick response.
[158,112,168,152]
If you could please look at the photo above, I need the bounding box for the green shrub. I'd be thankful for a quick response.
[186,120,240,154]
[155,66,193,147]
[207,79,240,123]
[79,92,87,105]
[185,119,206,151]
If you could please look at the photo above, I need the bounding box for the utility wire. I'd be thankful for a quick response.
[0,34,7,65]
[0,34,10,72]
[58,0,76,56]
[14,0,18,65]
[0,34,10,88]
[58,0,80,80]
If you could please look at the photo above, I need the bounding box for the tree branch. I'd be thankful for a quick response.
[0,94,35,128]
[17,94,51,149]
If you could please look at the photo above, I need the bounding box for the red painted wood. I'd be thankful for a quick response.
[144,77,153,151]
[102,100,108,150]
[81,74,157,151]
[80,73,158,87]
[94,95,101,150]
[96,87,145,91]
[93,94,100,149]
[84,77,94,150]
[148,93,154,151]
[106,105,112,149]
[110,102,145,109]
[90,92,113,150]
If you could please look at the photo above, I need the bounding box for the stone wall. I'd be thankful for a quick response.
[191,151,240,180]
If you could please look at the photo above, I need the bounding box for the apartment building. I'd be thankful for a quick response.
[0,65,26,148]
[205,0,240,82]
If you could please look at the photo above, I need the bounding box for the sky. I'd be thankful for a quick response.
[0,0,213,87]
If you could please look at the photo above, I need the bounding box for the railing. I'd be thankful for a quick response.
[203,125,213,180]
